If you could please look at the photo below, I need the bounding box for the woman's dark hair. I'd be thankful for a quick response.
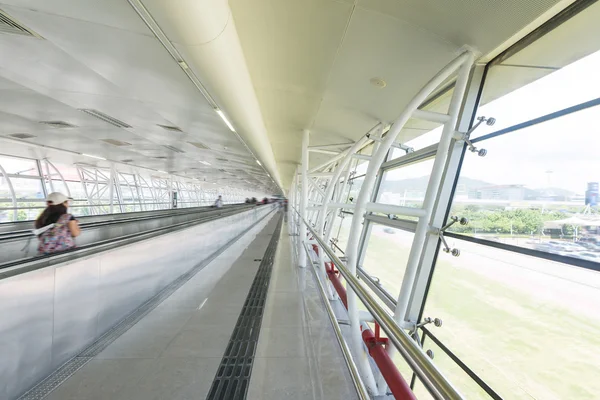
[35,204,68,229]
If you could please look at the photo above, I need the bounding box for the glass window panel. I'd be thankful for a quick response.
[11,178,45,200]
[346,176,363,204]
[425,237,600,399]
[0,202,12,222]
[449,104,600,262]
[361,223,414,300]
[475,47,600,139]
[331,214,353,254]
[65,181,86,199]
[391,125,444,161]
[417,334,495,399]
[0,174,11,199]
[0,156,40,176]
[47,179,69,196]
[378,159,435,209]
[45,162,80,181]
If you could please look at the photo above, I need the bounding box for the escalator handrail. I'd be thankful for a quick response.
[0,204,242,241]
[0,204,264,273]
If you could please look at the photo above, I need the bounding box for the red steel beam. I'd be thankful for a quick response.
[325,262,348,309]
[362,327,417,400]
[312,245,416,399]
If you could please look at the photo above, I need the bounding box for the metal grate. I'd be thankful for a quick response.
[163,145,185,154]
[79,109,132,128]
[207,217,282,400]
[19,357,92,400]
[188,141,210,149]
[9,133,36,139]
[157,124,183,132]
[16,209,277,400]
[38,121,76,128]
[0,10,39,37]
[101,138,131,146]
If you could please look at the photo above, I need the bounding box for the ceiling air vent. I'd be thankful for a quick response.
[188,141,209,150]
[39,121,76,128]
[121,159,134,163]
[163,145,185,154]
[0,10,40,38]
[9,133,36,139]
[218,169,227,172]
[216,157,228,162]
[157,124,183,132]
[154,156,168,160]
[80,109,131,128]
[102,139,131,146]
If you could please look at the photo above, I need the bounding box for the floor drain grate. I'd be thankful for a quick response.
[17,210,278,400]
[207,217,282,400]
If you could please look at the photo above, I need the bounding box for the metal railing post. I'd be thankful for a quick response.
[299,129,309,268]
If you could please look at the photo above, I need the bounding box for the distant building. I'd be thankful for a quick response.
[469,185,526,201]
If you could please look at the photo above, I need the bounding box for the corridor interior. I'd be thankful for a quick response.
[31,213,357,400]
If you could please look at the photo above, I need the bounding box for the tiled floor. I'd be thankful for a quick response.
[43,214,358,400]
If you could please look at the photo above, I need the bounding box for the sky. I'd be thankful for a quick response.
[380,48,600,194]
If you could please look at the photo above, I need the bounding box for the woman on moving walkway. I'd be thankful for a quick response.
[35,192,80,254]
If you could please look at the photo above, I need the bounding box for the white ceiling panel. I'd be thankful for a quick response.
[356,0,567,55]
[0,0,151,36]
[0,0,582,192]
[0,3,277,192]
[230,0,354,178]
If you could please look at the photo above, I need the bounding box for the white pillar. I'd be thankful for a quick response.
[299,129,309,268]
[108,164,115,214]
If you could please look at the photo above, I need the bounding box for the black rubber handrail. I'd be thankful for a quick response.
[0,205,265,273]
[0,204,242,241]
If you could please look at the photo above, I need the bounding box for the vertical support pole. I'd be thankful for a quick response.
[39,159,52,196]
[0,161,17,221]
[299,129,309,268]
[108,164,115,214]
[46,159,71,198]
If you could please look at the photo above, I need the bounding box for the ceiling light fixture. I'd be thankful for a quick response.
[157,170,167,174]
[127,0,282,193]
[199,161,211,166]
[81,153,106,160]
[256,160,262,166]
[215,109,235,132]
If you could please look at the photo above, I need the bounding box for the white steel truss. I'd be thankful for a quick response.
[0,156,265,222]
[291,49,480,399]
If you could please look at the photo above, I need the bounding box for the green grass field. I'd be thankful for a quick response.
[335,218,600,399]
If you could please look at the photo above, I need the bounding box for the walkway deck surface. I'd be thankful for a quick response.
[41,214,357,400]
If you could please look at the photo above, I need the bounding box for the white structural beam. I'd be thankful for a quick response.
[309,172,334,178]
[309,148,340,155]
[309,143,354,150]
[393,51,475,325]
[412,109,451,124]
[299,129,310,268]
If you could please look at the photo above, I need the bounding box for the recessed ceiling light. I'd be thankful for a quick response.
[81,153,106,160]
[199,161,211,166]
[215,109,235,132]
[256,160,262,166]
[157,170,167,174]
[370,77,387,88]
[9,133,36,139]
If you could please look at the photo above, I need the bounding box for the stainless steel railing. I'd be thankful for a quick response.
[294,208,464,400]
